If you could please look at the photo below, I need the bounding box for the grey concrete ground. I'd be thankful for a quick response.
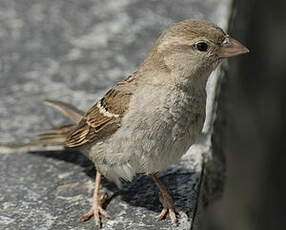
[0,0,232,229]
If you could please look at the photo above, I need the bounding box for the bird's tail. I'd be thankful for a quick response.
[0,99,83,154]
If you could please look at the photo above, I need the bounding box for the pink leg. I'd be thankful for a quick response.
[150,174,188,224]
[80,172,111,227]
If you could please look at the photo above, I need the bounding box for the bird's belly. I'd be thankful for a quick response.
[89,86,205,182]
[103,108,203,175]
[132,113,203,173]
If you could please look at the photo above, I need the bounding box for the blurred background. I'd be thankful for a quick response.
[204,0,286,229]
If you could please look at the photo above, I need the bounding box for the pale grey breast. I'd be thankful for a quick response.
[98,84,206,175]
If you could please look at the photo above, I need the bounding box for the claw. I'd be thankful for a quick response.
[155,207,188,224]
[169,208,177,224]
[155,208,168,221]
[80,206,111,227]
[150,174,189,224]
[80,210,94,222]
[80,172,111,227]
[178,210,188,219]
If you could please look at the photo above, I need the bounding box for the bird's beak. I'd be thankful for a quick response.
[217,37,249,58]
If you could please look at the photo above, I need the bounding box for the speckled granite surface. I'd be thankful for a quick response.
[0,0,232,229]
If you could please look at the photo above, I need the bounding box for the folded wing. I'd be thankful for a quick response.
[65,74,136,148]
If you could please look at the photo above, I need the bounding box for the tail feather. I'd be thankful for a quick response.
[0,99,82,154]
[38,124,75,141]
[43,99,84,123]
[0,143,65,154]
[0,124,76,154]
[37,124,76,144]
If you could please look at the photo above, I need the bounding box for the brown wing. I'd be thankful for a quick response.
[65,73,136,148]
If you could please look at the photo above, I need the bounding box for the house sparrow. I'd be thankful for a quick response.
[0,19,249,227]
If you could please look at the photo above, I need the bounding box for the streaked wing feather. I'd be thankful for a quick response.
[65,73,136,148]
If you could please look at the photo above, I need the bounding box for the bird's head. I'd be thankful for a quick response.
[140,19,249,86]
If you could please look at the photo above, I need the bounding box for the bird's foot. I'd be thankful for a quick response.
[156,191,188,224]
[155,207,188,224]
[80,192,111,227]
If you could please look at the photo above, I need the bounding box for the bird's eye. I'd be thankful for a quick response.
[193,41,209,52]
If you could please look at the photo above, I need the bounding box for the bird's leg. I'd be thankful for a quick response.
[149,174,188,224]
[80,171,111,227]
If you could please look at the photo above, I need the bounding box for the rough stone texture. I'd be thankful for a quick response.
[0,1,232,229]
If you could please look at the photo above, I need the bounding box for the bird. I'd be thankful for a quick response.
[0,18,249,227]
